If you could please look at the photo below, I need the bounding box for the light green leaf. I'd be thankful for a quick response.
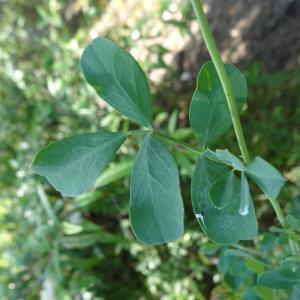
[205,149,245,171]
[81,37,152,127]
[95,160,134,188]
[216,149,245,171]
[62,222,83,235]
[258,269,300,289]
[209,170,236,209]
[62,232,120,249]
[189,61,247,145]
[75,191,103,208]
[246,258,266,274]
[254,286,274,300]
[191,152,257,244]
[130,134,184,245]
[245,156,285,200]
[32,132,126,197]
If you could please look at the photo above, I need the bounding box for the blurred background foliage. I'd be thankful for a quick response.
[1,0,300,299]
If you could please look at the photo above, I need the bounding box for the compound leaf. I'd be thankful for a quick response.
[245,156,285,200]
[81,37,152,127]
[130,134,184,245]
[32,132,126,197]
[191,152,257,244]
[189,62,247,145]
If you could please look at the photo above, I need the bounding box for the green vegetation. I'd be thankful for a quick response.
[1,0,300,299]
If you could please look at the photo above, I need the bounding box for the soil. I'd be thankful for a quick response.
[181,0,300,76]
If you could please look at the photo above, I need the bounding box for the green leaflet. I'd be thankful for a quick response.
[215,149,245,171]
[32,132,126,197]
[218,249,252,290]
[205,149,245,171]
[209,170,236,209]
[81,37,153,127]
[130,134,184,245]
[245,156,285,200]
[189,62,247,146]
[258,269,300,289]
[191,152,257,244]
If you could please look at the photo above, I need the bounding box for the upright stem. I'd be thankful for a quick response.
[191,0,299,254]
[191,0,250,164]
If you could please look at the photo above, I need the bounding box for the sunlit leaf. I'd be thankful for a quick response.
[32,132,126,197]
[189,62,247,145]
[81,37,153,126]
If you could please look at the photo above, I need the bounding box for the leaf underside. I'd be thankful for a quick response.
[245,156,285,200]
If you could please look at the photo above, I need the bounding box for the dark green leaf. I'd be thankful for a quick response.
[245,156,285,200]
[130,135,184,245]
[260,233,277,253]
[225,271,244,289]
[276,232,289,245]
[81,37,153,126]
[189,62,247,145]
[258,269,300,289]
[191,152,257,244]
[218,248,251,273]
[243,288,262,300]
[209,170,236,209]
[32,132,126,197]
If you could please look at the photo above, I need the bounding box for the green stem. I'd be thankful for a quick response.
[232,243,268,260]
[153,130,203,154]
[127,129,149,136]
[191,0,250,164]
[269,197,285,227]
[191,0,299,254]
[127,129,202,154]
[270,197,299,254]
